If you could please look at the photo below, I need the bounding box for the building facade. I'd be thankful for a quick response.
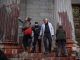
[0,0,80,56]
[21,0,80,47]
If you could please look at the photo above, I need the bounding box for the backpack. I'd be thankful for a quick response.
[23,27,32,35]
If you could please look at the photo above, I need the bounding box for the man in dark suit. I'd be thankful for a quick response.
[32,22,41,53]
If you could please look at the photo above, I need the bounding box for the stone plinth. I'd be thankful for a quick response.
[1,42,23,58]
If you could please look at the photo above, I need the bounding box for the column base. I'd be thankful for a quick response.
[66,39,75,56]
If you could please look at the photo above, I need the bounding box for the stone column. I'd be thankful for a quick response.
[0,0,21,56]
[54,0,76,55]
[0,0,20,42]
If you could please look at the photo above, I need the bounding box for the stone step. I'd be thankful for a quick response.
[9,56,76,60]
[14,52,56,58]
[9,52,76,60]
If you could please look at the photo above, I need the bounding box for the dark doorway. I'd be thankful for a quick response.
[72,4,80,46]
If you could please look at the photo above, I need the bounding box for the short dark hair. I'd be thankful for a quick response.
[35,22,38,24]
[59,25,63,29]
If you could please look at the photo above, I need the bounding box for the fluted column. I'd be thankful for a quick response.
[0,0,20,42]
[54,0,76,54]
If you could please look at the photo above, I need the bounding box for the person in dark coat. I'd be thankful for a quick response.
[32,22,41,53]
[56,25,68,56]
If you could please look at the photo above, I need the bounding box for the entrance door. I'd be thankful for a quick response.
[72,5,80,46]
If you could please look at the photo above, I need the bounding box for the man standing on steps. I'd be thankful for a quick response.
[39,18,54,54]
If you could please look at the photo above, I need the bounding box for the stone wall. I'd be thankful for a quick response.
[72,0,80,4]
[20,0,55,25]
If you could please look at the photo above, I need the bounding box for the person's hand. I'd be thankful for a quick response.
[52,35,56,40]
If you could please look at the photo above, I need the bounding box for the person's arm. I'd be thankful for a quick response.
[51,23,54,36]
[38,25,43,39]
[31,26,35,31]
[56,29,59,36]
[18,19,24,23]
[40,25,43,36]
[64,30,67,41]
[38,25,41,34]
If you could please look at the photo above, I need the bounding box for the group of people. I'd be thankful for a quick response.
[22,17,68,56]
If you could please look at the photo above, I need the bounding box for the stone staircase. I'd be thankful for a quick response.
[9,52,76,60]
[0,42,76,60]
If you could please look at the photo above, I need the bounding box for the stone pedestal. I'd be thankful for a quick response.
[2,42,23,58]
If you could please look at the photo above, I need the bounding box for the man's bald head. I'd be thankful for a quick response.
[43,18,48,24]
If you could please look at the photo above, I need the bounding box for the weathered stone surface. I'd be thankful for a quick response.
[20,0,54,25]
[8,51,76,60]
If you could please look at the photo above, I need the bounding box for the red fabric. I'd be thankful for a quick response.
[23,27,32,35]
